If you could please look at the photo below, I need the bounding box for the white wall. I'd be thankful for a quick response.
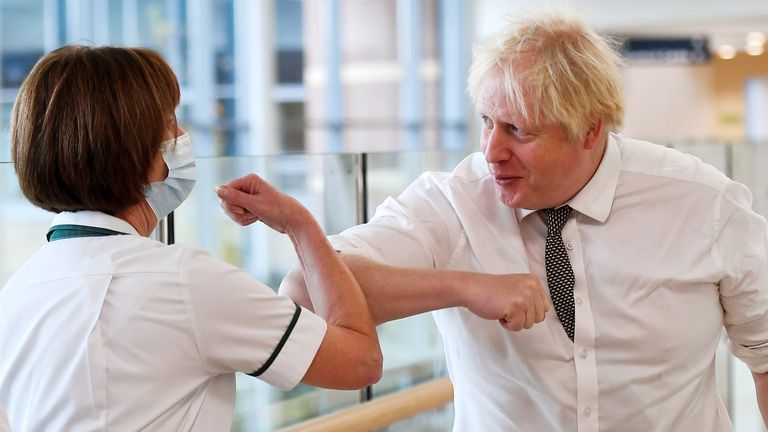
[621,65,714,142]
[746,78,768,142]
[471,0,723,142]
[473,0,768,39]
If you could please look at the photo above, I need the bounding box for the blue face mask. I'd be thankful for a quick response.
[144,133,197,221]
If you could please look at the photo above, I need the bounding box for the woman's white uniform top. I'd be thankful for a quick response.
[0,211,326,431]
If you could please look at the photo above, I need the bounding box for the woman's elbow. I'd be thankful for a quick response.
[345,331,384,388]
[346,341,383,389]
[361,348,383,387]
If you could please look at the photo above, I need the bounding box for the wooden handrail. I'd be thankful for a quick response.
[277,377,454,432]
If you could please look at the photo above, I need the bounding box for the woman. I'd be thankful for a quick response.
[0,45,381,431]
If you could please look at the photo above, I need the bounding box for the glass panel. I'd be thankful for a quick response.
[172,153,362,431]
[278,102,306,153]
[375,403,454,432]
[365,147,472,219]
[365,147,471,400]
[0,162,52,289]
[731,143,768,218]
[672,141,730,174]
[174,153,360,272]
[731,358,763,432]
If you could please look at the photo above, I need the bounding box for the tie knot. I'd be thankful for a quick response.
[544,206,572,232]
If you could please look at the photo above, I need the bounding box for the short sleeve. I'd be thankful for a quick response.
[330,171,463,269]
[181,247,327,390]
[716,182,768,372]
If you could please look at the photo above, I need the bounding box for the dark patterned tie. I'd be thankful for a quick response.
[544,206,575,341]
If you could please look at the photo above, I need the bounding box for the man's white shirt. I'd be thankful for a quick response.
[331,133,768,431]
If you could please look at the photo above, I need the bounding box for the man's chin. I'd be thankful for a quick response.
[497,190,524,209]
[498,191,542,210]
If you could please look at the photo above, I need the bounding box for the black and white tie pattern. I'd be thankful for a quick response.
[544,206,576,342]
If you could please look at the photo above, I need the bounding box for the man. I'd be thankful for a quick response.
[223,9,768,431]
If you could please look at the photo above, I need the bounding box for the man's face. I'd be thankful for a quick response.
[478,87,594,211]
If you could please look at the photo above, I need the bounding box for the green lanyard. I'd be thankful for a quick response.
[46,224,128,242]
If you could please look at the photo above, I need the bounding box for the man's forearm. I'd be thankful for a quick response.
[280,252,548,329]
[280,253,468,325]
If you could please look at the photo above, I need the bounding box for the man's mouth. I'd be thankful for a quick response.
[493,175,521,185]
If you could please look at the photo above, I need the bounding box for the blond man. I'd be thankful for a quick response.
[225,9,768,431]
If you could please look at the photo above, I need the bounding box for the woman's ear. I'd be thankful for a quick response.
[147,151,168,183]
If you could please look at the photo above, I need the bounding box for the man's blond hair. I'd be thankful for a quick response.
[467,9,625,141]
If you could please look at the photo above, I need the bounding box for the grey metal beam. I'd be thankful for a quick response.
[325,0,343,152]
[439,0,469,150]
[398,0,422,150]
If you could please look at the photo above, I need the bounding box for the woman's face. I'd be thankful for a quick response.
[164,123,185,140]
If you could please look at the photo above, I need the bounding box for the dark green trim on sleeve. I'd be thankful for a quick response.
[249,302,303,377]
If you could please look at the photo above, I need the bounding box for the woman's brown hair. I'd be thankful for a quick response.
[10,45,180,214]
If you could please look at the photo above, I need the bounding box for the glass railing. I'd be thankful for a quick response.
[170,149,470,431]
[0,161,52,287]
[2,141,767,431]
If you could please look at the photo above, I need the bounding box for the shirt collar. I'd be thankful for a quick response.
[515,133,621,223]
[568,133,620,223]
[50,211,141,236]
[516,207,538,221]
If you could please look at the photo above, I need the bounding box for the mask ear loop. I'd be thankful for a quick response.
[162,113,180,151]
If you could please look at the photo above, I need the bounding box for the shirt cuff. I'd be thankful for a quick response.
[730,338,768,373]
[257,305,327,390]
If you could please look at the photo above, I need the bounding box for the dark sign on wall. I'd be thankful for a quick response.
[620,37,711,64]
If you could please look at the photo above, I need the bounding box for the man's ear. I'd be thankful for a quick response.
[584,118,604,150]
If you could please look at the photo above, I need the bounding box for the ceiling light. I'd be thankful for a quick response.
[716,44,737,59]
[746,31,767,46]
[746,44,765,56]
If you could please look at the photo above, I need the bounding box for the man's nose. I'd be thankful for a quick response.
[484,129,511,164]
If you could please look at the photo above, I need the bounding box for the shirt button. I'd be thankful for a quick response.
[574,296,583,305]
[580,348,588,359]
[583,407,592,417]
[566,240,575,250]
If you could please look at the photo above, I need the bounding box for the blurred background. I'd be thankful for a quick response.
[1,0,767,430]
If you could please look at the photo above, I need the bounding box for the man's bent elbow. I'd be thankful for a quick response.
[279,267,314,309]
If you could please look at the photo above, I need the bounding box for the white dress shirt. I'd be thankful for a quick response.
[0,211,326,431]
[330,133,768,431]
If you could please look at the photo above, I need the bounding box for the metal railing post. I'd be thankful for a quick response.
[355,152,373,403]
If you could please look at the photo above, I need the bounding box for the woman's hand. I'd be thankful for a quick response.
[216,174,314,235]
